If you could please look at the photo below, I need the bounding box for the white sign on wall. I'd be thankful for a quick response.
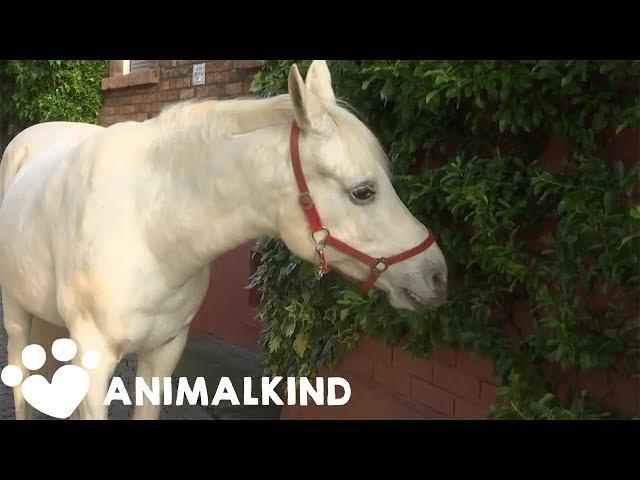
[192,63,206,86]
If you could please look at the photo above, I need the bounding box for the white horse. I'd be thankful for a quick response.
[0,60,447,420]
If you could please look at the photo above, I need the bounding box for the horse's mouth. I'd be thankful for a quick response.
[330,270,436,312]
[401,288,429,312]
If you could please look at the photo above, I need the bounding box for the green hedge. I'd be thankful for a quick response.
[0,60,106,150]
[250,60,640,419]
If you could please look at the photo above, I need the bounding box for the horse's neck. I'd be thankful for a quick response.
[188,96,292,134]
[144,113,291,282]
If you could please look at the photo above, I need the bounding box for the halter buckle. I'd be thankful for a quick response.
[299,192,314,210]
[372,257,388,273]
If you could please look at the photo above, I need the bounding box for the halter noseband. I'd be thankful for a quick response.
[289,121,437,294]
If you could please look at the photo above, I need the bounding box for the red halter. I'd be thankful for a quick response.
[289,121,437,293]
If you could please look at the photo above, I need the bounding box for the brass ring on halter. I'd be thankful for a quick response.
[299,192,314,210]
[312,227,330,248]
[372,257,388,273]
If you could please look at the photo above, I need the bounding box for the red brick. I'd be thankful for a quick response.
[109,60,123,77]
[433,363,480,401]
[195,85,223,98]
[180,88,195,100]
[511,298,536,336]
[604,372,640,418]
[225,83,243,95]
[99,116,117,126]
[607,126,639,170]
[210,72,229,84]
[281,373,423,419]
[406,399,451,419]
[480,382,498,406]
[577,369,608,396]
[206,60,233,72]
[234,60,263,69]
[556,382,572,405]
[167,91,182,102]
[457,350,500,384]
[410,377,455,416]
[537,133,570,174]
[454,398,489,419]
[336,348,374,383]
[176,77,192,89]
[392,346,433,381]
[151,102,164,113]
[358,336,392,365]
[374,361,410,397]
[434,346,457,367]
[392,346,413,369]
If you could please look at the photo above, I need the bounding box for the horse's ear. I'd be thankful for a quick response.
[288,64,326,131]
[305,60,336,102]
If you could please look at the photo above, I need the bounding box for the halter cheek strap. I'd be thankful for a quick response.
[289,122,437,294]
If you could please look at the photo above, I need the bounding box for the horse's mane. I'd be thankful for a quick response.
[151,94,390,174]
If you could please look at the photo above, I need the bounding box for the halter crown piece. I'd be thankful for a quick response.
[289,121,437,294]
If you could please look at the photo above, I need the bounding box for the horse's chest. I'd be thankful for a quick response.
[79,266,211,354]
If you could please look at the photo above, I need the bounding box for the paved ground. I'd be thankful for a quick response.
[0,295,280,420]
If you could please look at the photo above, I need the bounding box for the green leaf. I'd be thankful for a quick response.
[425,89,441,105]
[285,322,296,338]
[561,74,573,88]
[293,332,309,358]
[619,233,640,248]
[615,123,628,136]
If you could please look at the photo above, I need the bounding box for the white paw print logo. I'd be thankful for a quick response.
[0,339,100,419]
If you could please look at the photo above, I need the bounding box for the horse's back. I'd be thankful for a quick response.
[0,122,104,200]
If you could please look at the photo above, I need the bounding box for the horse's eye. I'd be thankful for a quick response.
[350,184,376,204]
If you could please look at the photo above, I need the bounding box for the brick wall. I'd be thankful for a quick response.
[188,241,262,354]
[281,337,500,420]
[99,60,263,126]
[282,333,638,420]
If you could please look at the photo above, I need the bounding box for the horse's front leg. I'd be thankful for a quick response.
[133,327,189,420]
[69,325,120,420]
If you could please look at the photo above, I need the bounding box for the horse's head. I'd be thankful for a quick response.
[277,61,447,312]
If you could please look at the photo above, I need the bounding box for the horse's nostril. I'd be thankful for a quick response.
[432,271,446,290]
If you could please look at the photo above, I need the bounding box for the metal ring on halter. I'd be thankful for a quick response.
[372,257,388,273]
[311,227,330,248]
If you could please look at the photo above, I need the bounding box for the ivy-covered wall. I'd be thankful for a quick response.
[0,60,106,152]
[249,61,640,419]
